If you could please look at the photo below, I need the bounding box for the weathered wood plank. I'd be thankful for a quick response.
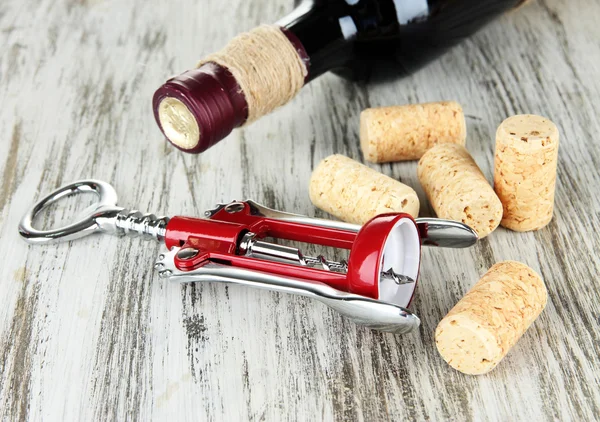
[0,0,599,420]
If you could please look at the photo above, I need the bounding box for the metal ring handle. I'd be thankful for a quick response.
[18,180,120,245]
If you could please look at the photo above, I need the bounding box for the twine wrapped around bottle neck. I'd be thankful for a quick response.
[198,25,308,124]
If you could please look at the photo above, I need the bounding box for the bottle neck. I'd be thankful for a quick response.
[278,1,353,81]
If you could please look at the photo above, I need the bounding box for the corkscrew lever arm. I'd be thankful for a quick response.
[236,200,478,249]
[18,179,478,248]
[156,247,420,334]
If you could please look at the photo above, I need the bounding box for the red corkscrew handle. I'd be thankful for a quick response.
[163,202,420,305]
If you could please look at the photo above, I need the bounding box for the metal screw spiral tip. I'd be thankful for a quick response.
[114,210,170,242]
[382,268,415,285]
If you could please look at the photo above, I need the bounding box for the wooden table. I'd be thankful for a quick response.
[1,0,599,420]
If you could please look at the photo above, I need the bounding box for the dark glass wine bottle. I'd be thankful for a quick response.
[153,0,523,154]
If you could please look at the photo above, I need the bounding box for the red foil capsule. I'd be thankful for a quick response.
[152,62,248,154]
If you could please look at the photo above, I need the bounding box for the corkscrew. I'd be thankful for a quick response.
[18,180,478,334]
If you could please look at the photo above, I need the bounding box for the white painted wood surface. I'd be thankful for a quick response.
[1,0,599,420]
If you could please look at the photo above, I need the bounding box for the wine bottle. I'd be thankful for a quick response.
[153,0,524,154]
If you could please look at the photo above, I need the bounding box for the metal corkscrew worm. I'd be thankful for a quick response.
[19,180,478,334]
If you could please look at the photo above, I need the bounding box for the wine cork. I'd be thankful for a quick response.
[309,154,419,224]
[435,261,547,375]
[494,115,560,232]
[417,144,502,238]
[360,101,466,163]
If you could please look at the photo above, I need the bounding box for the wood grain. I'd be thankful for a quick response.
[1,0,599,420]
